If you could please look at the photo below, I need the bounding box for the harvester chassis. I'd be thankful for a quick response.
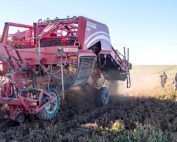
[0,16,131,122]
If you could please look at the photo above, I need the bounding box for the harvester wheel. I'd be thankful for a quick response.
[38,89,60,121]
[96,87,109,106]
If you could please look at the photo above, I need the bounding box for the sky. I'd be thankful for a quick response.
[0,0,177,65]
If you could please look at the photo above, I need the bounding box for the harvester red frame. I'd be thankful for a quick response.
[0,16,131,122]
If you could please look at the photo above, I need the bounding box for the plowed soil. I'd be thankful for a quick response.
[0,65,177,142]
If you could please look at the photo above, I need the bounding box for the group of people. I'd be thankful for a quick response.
[160,72,177,90]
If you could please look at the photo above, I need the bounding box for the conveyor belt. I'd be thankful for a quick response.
[65,56,95,89]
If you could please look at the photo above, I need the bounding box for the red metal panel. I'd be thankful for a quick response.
[82,17,111,50]
[0,98,21,105]
[77,16,87,48]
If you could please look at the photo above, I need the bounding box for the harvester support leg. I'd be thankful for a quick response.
[60,60,65,100]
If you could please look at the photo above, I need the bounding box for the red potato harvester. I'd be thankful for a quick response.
[0,16,131,122]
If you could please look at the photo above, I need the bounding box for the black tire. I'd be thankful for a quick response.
[37,88,60,121]
[96,87,109,106]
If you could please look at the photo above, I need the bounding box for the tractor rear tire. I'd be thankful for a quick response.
[96,87,109,106]
[38,89,60,121]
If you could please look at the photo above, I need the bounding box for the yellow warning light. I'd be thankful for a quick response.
[31,102,38,106]
[69,56,78,59]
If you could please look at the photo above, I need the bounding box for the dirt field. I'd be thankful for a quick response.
[0,65,177,142]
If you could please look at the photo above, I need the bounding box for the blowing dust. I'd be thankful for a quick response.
[65,85,97,114]
[65,66,174,112]
[108,65,177,102]
[107,66,162,100]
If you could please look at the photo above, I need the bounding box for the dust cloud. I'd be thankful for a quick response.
[107,66,162,99]
[65,65,176,111]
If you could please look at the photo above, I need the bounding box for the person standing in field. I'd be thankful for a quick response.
[174,73,177,90]
[160,72,167,88]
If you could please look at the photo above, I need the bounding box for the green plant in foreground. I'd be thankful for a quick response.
[133,125,169,142]
[111,120,125,132]
[114,134,129,142]
[114,124,171,142]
